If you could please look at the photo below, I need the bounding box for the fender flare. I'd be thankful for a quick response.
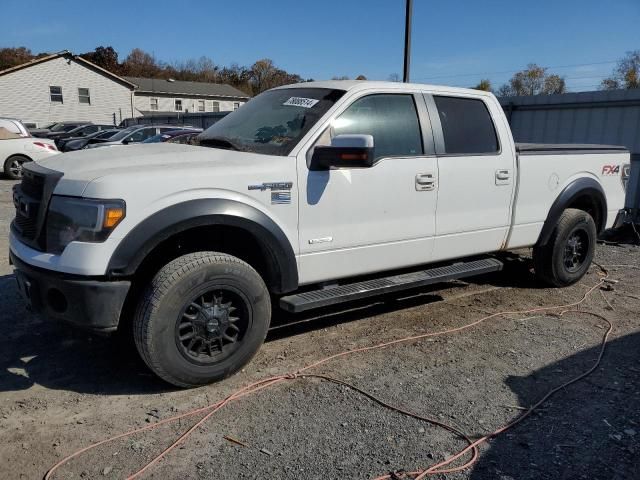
[537,177,607,246]
[107,199,298,294]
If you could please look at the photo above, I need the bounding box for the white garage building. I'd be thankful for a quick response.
[124,77,249,115]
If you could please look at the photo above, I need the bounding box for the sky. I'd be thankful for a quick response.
[1,0,639,92]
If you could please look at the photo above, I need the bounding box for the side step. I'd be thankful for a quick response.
[279,257,503,313]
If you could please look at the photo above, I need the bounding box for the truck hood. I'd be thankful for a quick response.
[36,143,276,196]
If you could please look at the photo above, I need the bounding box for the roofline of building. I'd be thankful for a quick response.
[0,50,138,89]
[134,89,249,99]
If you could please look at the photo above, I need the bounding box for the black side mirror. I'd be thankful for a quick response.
[310,134,375,171]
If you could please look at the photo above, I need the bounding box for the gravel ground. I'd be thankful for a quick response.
[0,177,638,480]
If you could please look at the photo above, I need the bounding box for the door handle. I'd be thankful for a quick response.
[495,169,512,185]
[416,173,436,191]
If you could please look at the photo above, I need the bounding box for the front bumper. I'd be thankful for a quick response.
[10,252,131,333]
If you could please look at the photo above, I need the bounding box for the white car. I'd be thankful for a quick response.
[9,81,630,386]
[0,119,59,179]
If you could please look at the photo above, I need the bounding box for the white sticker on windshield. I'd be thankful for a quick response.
[283,97,319,108]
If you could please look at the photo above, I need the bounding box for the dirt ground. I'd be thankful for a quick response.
[0,177,638,480]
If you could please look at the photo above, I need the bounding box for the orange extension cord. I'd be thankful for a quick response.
[44,269,617,480]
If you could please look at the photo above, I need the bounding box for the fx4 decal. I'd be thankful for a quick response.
[602,165,620,175]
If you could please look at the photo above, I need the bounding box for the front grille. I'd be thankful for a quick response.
[11,163,63,251]
[13,212,37,240]
[20,170,45,200]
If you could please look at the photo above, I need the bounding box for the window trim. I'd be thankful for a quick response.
[197,99,205,112]
[425,93,501,157]
[330,92,431,163]
[78,87,91,105]
[49,86,63,104]
[150,97,159,111]
[174,99,183,111]
[211,101,220,112]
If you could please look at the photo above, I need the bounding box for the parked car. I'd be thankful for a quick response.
[29,121,91,138]
[1,136,58,179]
[48,124,116,146]
[142,129,203,145]
[0,118,31,138]
[86,125,195,148]
[59,129,123,152]
[9,81,630,387]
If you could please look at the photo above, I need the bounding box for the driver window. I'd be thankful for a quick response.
[331,94,423,159]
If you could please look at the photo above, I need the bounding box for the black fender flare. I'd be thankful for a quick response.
[537,177,607,246]
[107,199,298,294]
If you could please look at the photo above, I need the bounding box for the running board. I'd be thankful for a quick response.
[279,257,503,313]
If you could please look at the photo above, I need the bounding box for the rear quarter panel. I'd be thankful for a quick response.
[507,151,628,249]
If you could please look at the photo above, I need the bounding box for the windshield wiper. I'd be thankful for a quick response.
[200,136,244,151]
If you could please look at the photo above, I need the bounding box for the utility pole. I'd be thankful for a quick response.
[403,0,413,82]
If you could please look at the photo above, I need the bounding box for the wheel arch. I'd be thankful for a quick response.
[537,177,607,246]
[107,199,298,294]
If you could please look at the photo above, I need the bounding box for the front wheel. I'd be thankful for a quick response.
[133,252,271,387]
[533,208,597,287]
[4,155,30,180]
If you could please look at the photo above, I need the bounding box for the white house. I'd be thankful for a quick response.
[0,51,136,127]
[0,51,251,127]
[124,77,249,115]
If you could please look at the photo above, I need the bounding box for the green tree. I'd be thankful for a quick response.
[80,46,120,73]
[601,51,640,90]
[473,79,492,91]
[498,64,566,96]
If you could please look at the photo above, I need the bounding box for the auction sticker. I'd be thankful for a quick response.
[283,97,319,108]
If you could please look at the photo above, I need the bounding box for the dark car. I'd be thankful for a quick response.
[29,121,91,138]
[59,129,122,152]
[49,124,116,146]
[142,129,203,145]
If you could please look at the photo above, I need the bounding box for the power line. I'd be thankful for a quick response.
[412,60,617,81]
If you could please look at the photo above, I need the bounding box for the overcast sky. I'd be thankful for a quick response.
[2,0,639,91]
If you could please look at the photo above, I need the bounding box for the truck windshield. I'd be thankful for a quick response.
[199,88,345,156]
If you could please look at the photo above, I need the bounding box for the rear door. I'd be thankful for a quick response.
[426,93,516,261]
[296,91,439,285]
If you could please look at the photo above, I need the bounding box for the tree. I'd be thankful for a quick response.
[0,47,45,70]
[121,48,160,77]
[355,74,367,80]
[601,50,640,90]
[80,46,120,73]
[473,79,492,92]
[331,75,350,80]
[388,73,401,82]
[542,74,566,94]
[498,64,566,96]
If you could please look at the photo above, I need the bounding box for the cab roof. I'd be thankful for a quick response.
[274,80,494,98]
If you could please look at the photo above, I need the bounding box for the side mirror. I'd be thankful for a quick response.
[310,134,375,171]
[122,138,130,145]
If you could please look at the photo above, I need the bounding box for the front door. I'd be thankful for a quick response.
[425,94,516,261]
[296,92,439,285]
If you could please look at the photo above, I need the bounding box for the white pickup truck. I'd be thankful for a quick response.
[9,81,629,387]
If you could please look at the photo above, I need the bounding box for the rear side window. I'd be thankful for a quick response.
[333,94,423,159]
[434,96,498,154]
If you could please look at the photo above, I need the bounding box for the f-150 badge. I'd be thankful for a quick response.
[248,182,293,191]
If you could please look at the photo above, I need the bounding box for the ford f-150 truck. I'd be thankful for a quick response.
[9,81,630,387]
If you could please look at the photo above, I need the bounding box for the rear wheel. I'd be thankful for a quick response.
[533,208,597,287]
[4,155,30,180]
[133,252,271,387]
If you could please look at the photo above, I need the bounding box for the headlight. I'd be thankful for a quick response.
[46,196,125,254]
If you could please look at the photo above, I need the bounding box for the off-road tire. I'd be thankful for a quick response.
[133,252,271,388]
[4,155,30,180]
[533,208,597,287]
